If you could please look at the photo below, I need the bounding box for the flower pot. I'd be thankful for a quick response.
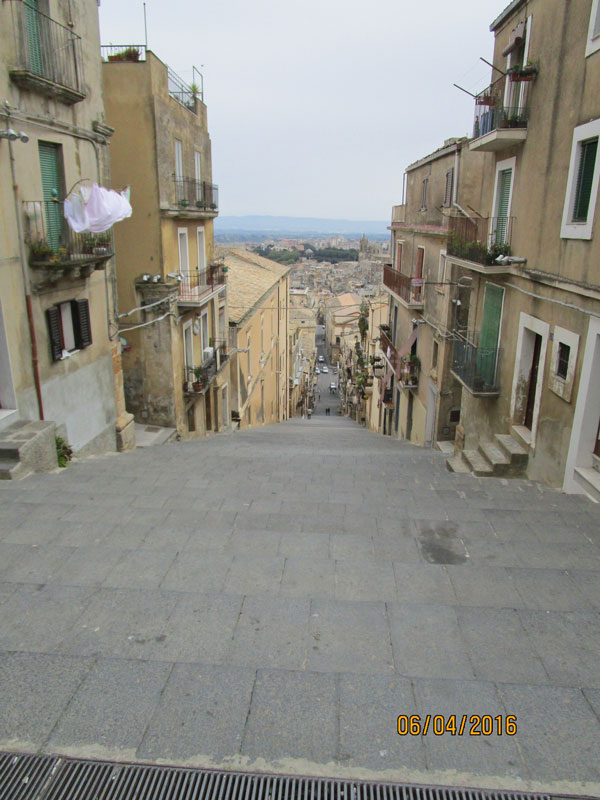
[192,381,203,392]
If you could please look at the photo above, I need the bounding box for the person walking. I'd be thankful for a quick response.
[325,407,330,416]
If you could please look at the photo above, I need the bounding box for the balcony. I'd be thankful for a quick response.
[446,215,513,272]
[23,201,113,291]
[183,340,230,397]
[391,205,406,224]
[470,79,530,152]
[168,178,219,218]
[383,265,423,308]
[450,332,501,397]
[177,266,227,306]
[101,44,146,62]
[7,0,85,104]
[380,330,419,389]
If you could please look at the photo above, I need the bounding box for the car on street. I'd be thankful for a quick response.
[330,382,337,392]
[318,355,325,363]
[315,367,320,374]
[322,366,329,373]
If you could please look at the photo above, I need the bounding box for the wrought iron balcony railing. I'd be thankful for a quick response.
[447,215,513,266]
[450,332,501,396]
[23,200,114,267]
[177,266,227,304]
[173,178,219,212]
[380,330,419,388]
[7,0,85,103]
[471,76,531,145]
[383,265,423,306]
[183,340,229,395]
[101,44,147,62]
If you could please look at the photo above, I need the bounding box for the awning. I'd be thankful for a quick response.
[501,20,525,57]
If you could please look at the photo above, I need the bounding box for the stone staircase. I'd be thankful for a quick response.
[0,419,58,480]
[446,432,528,478]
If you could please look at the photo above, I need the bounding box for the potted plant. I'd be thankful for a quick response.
[180,199,190,208]
[507,62,538,82]
[29,239,53,262]
[108,47,141,62]
[192,365,206,392]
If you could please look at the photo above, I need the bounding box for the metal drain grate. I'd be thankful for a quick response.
[0,752,553,800]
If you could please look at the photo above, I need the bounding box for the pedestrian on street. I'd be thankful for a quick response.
[325,407,330,416]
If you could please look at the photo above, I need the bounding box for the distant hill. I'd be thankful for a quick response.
[214,215,389,239]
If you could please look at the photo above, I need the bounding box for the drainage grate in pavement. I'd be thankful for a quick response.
[0,752,554,800]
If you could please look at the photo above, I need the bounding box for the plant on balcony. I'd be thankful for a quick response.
[358,301,369,344]
[507,62,538,82]
[179,199,190,208]
[486,241,511,265]
[108,47,141,62]
[29,239,54,262]
[379,323,391,333]
[81,233,111,255]
[192,365,207,392]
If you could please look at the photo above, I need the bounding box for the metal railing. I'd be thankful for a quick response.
[451,332,500,395]
[383,265,423,306]
[23,201,114,265]
[380,330,419,388]
[168,65,203,111]
[183,340,229,395]
[7,0,85,96]
[177,266,226,302]
[447,215,513,265]
[172,178,219,211]
[101,44,146,62]
[472,77,530,139]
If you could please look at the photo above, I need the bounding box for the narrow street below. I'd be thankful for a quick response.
[0,417,599,795]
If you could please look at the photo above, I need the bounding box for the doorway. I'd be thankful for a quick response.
[524,332,542,430]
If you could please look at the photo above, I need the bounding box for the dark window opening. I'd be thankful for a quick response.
[556,342,570,380]
[46,299,92,362]
[449,408,461,424]
[573,137,598,223]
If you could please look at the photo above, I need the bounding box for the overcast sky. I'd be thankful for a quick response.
[99,0,505,221]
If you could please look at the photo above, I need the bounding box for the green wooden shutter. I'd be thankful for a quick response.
[495,168,512,244]
[46,306,63,361]
[72,299,92,349]
[573,138,598,222]
[38,142,62,252]
[477,283,504,388]
[24,0,43,76]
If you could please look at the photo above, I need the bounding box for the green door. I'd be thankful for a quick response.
[38,142,62,252]
[24,0,43,76]
[477,283,504,389]
[495,168,512,244]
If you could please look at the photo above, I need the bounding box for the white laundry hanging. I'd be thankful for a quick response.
[64,183,132,233]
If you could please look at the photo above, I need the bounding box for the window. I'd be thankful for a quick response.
[444,168,454,208]
[194,150,202,201]
[437,250,446,287]
[46,299,92,361]
[549,325,579,402]
[556,342,570,380]
[178,228,189,272]
[420,178,428,210]
[174,139,183,200]
[491,157,515,245]
[573,139,598,222]
[586,0,600,57]
[561,119,600,239]
[395,241,403,272]
[38,141,64,251]
[196,227,206,271]
[183,320,194,371]
[432,341,439,370]
[200,311,209,358]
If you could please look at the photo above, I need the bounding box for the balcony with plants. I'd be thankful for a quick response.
[176,263,227,306]
[23,201,113,290]
[7,0,86,104]
[382,265,424,309]
[446,214,513,272]
[379,329,419,389]
[183,339,229,396]
[450,331,501,397]
[469,69,535,152]
[170,178,219,217]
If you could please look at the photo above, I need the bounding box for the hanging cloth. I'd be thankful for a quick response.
[64,183,132,233]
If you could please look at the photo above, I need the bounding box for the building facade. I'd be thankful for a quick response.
[0,0,133,469]
[102,47,229,438]
[446,0,600,498]
[223,249,290,429]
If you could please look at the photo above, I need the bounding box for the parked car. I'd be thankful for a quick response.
[322,366,329,373]
[315,367,320,374]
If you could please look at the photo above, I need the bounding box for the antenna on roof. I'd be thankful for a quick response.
[143,2,148,49]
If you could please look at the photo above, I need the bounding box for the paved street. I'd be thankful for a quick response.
[1,415,600,796]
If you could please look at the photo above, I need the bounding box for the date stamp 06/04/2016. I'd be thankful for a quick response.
[397,714,517,737]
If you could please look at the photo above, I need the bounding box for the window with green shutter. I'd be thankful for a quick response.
[477,283,504,388]
[38,142,63,252]
[573,138,598,223]
[495,168,512,244]
[24,0,43,77]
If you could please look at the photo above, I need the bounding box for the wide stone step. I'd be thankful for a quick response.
[445,455,470,473]
[0,458,31,480]
[462,449,494,477]
[495,433,528,465]
[478,442,511,475]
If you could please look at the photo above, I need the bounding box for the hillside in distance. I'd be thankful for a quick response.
[214,215,389,239]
